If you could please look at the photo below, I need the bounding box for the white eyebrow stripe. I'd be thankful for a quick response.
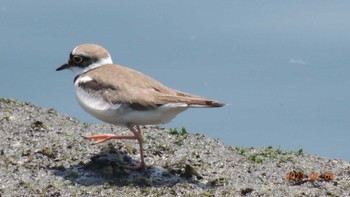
[72,46,79,54]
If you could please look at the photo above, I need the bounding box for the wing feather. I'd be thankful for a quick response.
[78,64,224,110]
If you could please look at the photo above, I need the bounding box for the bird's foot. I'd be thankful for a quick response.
[83,134,138,144]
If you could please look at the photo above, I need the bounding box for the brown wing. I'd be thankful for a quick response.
[78,64,224,110]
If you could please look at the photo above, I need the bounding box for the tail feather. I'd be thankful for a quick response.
[162,89,225,108]
[186,98,225,108]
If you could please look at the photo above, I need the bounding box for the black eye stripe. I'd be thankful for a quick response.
[68,53,97,67]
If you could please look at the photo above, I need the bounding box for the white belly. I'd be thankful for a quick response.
[75,86,188,126]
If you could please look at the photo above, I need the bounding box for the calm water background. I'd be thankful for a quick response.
[1,1,349,161]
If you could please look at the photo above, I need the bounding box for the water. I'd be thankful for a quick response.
[1,1,349,161]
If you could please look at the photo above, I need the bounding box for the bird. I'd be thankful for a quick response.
[56,43,224,169]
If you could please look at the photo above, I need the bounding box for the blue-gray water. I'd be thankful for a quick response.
[1,1,349,161]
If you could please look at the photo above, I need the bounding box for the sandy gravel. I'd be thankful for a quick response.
[0,98,349,196]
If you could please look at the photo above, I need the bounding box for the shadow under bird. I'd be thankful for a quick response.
[56,43,224,169]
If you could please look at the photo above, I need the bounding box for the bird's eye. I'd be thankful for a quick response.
[72,55,83,64]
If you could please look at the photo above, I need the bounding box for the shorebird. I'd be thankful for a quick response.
[56,44,224,169]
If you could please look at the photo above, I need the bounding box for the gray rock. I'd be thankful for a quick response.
[0,98,349,196]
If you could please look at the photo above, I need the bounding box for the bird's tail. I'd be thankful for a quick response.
[187,99,225,108]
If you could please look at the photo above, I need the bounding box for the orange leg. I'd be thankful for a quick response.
[84,125,152,170]
[84,133,138,144]
[124,125,152,170]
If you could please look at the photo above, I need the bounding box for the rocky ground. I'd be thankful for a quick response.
[0,98,349,196]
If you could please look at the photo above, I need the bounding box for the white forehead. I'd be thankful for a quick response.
[72,45,80,54]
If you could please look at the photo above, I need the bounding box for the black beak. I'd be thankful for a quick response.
[56,63,70,71]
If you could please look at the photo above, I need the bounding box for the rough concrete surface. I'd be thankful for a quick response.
[0,98,349,196]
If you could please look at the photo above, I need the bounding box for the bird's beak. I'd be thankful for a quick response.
[56,63,70,71]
